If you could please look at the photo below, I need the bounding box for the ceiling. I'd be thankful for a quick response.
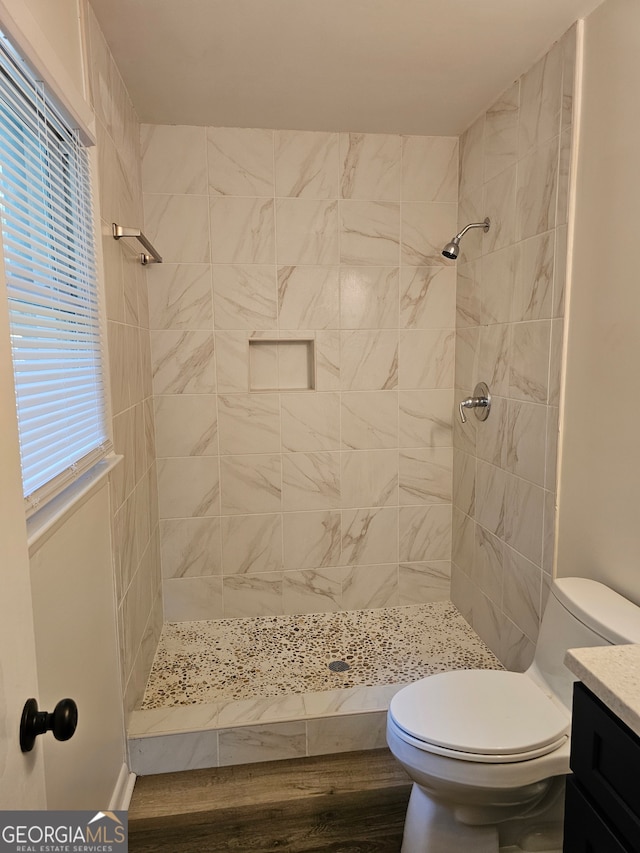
[89,0,604,136]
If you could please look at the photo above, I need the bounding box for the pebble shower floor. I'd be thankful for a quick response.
[142,601,502,708]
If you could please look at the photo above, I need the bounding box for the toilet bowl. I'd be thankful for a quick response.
[387,578,640,852]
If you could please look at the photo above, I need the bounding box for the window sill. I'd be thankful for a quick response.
[27,455,123,556]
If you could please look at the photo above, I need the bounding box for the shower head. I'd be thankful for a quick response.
[442,218,490,260]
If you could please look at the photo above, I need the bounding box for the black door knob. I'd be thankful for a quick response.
[20,697,78,753]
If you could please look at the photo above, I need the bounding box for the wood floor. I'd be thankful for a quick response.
[128,748,411,852]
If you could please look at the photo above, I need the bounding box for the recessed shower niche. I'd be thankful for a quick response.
[249,338,315,391]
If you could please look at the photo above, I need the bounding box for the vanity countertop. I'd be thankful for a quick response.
[565,644,640,738]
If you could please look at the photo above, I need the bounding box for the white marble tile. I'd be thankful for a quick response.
[545,406,559,493]
[482,166,517,254]
[303,685,397,717]
[154,395,217,457]
[518,43,562,158]
[516,139,559,242]
[141,124,207,194]
[217,393,280,455]
[217,694,306,727]
[476,393,507,468]
[340,391,398,450]
[144,194,210,263]
[220,454,282,515]
[157,456,220,519]
[282,567,345,614]
[504,474,544,566]
[477,323,510,397]
[452,508,474,576]
[399,505,452,562]
[218,722,306,766]
[455,329,480,409]
[340,330,398,390]
[129,731,219,775]
[398,329,455,390]
[542,488,556,575]
[164,575,224,621]
[455,262,481,329]
[553,225,568,319]
[215,331,250,393]
[398,561,451,604]
[128,703,220,736]
[473,524,503,604]
[340,201,401,265]
[499,619,535,673]
[340,450,398,508]
[276,199,339,265]
[160,518,221,579]
[342,564,399,610]
[283,511,341,569]
[207,127,274,196]
[275,130,339,198]
[282,451,341,511]
[484,82,519,183]
[556,127,572,228]
[340,267,399,329]
[401,136,458,203]
[248,339,279,390]
[313,330,340,391]
[151,330,216,395]
[307,711,387,755]
[401,203,458,266]
[481,246,516,325]
[398,390,453,448]
[459,114,484,198]
[456,188,484,263]
[399,448,452,505]
[400,266,456,329]
[148,264,213,331]
[506,400,546,486]
[210,197,275,263]
[221,513,282,575]
[341,507,398,566]
[277,265,340,329]
[548,318,563,408]
[223,573,283,617]
[339,133,401,200]
[281,392,340,452]
[213,265,278,330]
[475,461,506,538]
[502,546,542,642]
[509,320,551,404]
[452,449,475,517]
[511,232,554,322]
[561,25,577,132]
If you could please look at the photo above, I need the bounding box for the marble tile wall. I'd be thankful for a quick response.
[141,125,459,619]
[84,3,163,719]
[451,26,575,670]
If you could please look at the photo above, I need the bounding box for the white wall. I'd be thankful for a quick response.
[556,0,640,604]
[20,0,84,92]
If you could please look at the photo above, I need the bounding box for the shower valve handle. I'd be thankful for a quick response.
[459,382,491,424]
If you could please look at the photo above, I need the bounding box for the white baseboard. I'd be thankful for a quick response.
[109,762,137,811]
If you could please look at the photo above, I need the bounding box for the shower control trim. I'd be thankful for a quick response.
[459,382,491,424]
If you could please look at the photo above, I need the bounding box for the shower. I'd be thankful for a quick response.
[442,217,490,259]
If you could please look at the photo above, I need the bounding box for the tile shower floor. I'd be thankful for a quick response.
[142,601,500,707]
[129,602,502,774]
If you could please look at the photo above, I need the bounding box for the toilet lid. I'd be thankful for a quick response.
[389,670,569,759]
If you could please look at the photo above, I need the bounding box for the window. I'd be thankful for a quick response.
[0,33,110,515]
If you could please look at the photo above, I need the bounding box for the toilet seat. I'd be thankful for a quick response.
[388,670,569,764]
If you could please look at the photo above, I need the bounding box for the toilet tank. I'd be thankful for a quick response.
[527,577,640,709]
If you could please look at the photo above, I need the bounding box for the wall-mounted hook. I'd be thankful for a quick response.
[459,382,491,424]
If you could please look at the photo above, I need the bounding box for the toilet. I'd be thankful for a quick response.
[387,577,640,852]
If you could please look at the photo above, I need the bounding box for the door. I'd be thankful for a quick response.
[0,255,46,808]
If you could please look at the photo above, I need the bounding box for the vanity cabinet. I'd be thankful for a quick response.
[563,682,640,852]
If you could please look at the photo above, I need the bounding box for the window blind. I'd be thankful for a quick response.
[0,33,110,515]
